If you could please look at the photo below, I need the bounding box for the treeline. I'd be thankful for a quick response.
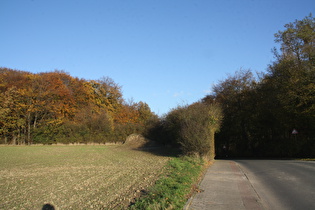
[0,67,223,159]
[203,15,315,158]
[1,15,314,159]
[0,69,157,145]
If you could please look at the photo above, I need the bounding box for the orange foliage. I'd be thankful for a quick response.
[114,104,140,125]
[0,67,155,144]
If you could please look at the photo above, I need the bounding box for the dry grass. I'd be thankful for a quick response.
[0,145,169,209]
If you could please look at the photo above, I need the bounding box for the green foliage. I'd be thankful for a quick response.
[207,69,257,157]
[260,14,315,157]
[156,102,222,159]
[130,156,204,210]
[203,14,315,158]
[274,14,315,65]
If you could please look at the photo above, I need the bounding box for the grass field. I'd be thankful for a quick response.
[0,145,170,209]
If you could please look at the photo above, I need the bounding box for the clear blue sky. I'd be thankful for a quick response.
[1,0,314,115]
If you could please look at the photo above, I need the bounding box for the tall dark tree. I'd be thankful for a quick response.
[203,14,315,157]
[203,69,257,157]
[264,14,315,156]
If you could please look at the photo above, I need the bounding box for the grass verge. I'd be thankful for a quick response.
[129,156,206,210]
[299,158,315,161]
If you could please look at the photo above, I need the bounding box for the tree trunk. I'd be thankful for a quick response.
[209,129,215,160]
[27,113,31,145]
[12,135,16,145]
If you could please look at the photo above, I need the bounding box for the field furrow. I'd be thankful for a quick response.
[0,145,169,209]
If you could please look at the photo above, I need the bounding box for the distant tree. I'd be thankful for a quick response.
[272,14,315,118]
[203,14,315,157]
[274,14,315,66]
[94,76,123,113]
[0,67,157,145]
[136,101,155,124]
[0,86,25,144]
[204,69,257,156]
[264,14,315,156]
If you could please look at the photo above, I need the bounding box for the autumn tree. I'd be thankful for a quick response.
[0,86,25,144]
[0,69,33,144]
[1,68,150,144]
[90,77,123,113]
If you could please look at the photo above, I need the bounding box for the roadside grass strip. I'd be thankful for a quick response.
[130,156,205,210]
[299,158,315,161]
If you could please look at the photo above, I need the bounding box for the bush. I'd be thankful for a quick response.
[162,102,222,159]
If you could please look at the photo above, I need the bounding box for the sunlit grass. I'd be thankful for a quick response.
[130,156,205,210]
[299,158,315,161]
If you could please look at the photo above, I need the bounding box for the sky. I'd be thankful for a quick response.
[1,0,314,115]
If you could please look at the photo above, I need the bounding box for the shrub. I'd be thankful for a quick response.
[162,102,222,159]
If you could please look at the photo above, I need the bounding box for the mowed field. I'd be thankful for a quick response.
[0,145,170,209]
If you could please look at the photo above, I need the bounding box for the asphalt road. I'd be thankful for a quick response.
[235,160,315,210]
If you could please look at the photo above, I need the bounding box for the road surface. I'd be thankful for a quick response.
[187,159,315,210]
[235,159,315,210]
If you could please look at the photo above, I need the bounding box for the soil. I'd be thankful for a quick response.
[0,145,169,209]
